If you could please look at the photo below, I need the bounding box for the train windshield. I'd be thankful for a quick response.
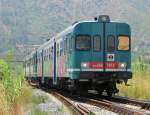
[107,35,115,52]
[118,36,129,51]
[76,35,91,50]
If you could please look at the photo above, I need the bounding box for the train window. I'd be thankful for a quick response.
[75,35,91,50]
[118,36,129,51]
[69,37,73,51]
[71,37,74,50]
[49,48,51,60]
[107,35,115,52]
[50,47,53,59]
[60,41,63,56]
[69,38,71,51]
[67,38,69,52]
[93,35,101,51]
[57,43,59,57]
[64,39,67,55]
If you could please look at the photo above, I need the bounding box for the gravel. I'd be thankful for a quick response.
[25,89,119,115]
[25,89,72,115]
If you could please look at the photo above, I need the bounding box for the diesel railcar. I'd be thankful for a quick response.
[24,15,132,96]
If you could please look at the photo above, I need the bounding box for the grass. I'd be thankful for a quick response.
[31,95,49,105]
[58,105,64,113]
[30,108,49,115]
[0,59,32,115]
[0,83,9,115]
[118,62,150,100]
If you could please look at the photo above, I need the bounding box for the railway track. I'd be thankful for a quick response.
[32,84,150,115]
[49,90,150,115]
[86,93,150,111]
[52,92,94,115]
[63,93,149,115]
[110,96,150,110]
[83,97,150,115]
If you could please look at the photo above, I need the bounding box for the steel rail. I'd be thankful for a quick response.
[86,98,145,115]
[52,91,146,115]
[52,92,93,115]
[110,96,150,110]
[30,84,149,115]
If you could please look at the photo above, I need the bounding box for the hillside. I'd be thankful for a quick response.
[0,0,150,57]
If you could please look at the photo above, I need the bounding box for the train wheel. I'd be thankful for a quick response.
[106,91,113,97]
[106,81,118,97]
[98,90,103,96]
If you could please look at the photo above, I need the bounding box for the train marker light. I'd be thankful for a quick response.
[81,62,89,68]
[98,15,110,22]
[120,63,126,68]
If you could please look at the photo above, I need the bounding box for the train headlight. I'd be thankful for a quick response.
[120,63,126,68]
[98,15,110,22]
[81,62,89,68]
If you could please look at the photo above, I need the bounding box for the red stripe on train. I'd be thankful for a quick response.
[89,62,119,69]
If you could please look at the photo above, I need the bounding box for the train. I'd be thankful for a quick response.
[24,15,132,96]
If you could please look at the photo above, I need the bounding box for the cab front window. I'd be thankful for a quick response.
[118,36,129,51]
[76,35,91,50]
[107,35,115,52]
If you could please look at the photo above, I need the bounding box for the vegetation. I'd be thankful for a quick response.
[0,59,32,115]
[30,108,48,115]
[31,95,49,105]
[118,62,150,100]
[0,51,62,115]
[0,0,150,56]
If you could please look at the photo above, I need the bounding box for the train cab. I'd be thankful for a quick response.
[68,15,132,95]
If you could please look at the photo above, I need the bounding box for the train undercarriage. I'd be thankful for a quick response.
[26,71,131,97]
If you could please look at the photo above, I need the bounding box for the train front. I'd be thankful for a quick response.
[71,16,132,96]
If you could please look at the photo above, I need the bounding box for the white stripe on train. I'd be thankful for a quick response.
[67,68,131,72]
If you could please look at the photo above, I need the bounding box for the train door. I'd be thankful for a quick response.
[91,23,104,71]
[104,23,117,71]
[53,41,57,85]
[33,51,37,78]
[41,50,44,83]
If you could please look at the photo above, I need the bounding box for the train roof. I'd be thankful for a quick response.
[24,50,36,61]
[37,23,75,52]
[36,20,97,51]
[27,18,130,55]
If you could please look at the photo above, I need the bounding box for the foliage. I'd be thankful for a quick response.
[0,59,32,115]
[0,83,9,115]
[118,62,150,100]
[31,95,49,105]
[0,59,24,103]
[30,108,48,115]
[0,0,150,54]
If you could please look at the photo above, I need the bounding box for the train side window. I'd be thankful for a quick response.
[49,48,51,60]
[69,37,73,51]
[47,49,49,60]
[75,35,91,50]
[57,43,59,57]
[60,41,63,56]
[71,37,74,50]
[52,46,53,57]
[64,39,67,55]
[93,35,101,51]
[67,38,69,52]
[118,36,129,51]
[44,50,46,61]
[46,49,48,60]
[107,35,115,52]
[46,49,47,60]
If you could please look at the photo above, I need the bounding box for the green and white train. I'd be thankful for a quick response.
[24,15,132,96]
